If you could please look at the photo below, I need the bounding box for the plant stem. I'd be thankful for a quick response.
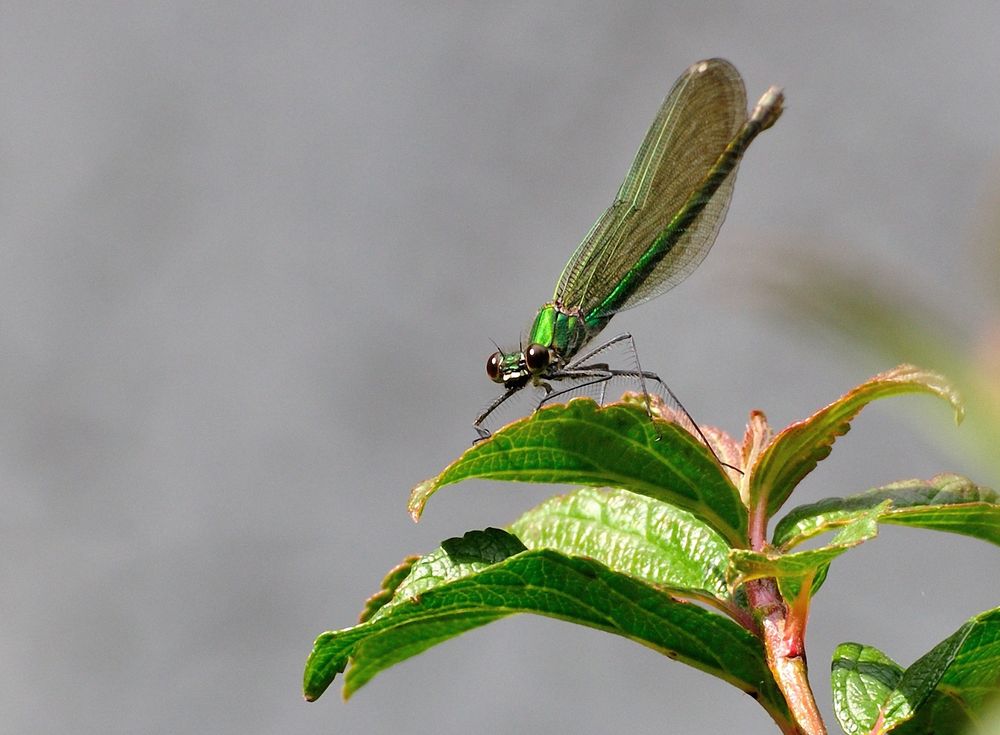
[747,578,827,735]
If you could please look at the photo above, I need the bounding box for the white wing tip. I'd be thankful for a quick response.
[750,85,785,129]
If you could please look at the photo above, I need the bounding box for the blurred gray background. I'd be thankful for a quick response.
[2,3,998,734]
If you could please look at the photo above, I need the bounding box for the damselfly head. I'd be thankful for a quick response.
[485,348,534,387]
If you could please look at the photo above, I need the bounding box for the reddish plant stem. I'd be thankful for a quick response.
[747,577,827,735]
[749,497,769,552]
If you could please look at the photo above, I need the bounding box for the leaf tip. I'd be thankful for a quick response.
[953,402,965,426]
[408,478,435,521]
[889,363,965,424]
[302,675,329,703]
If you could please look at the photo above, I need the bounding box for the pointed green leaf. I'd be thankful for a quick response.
[410,399,746,545]
[748,364,963,519]
[773,474,999,550]
[894,607,1000,734]
[509,487,732,603]
[304,529,524,700]
[304,529,791,728]
[831,607,1000,734]
[728,504,887,601]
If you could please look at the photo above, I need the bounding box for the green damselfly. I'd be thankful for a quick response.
[477,59,783,446]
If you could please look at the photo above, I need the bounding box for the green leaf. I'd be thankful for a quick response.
[410,398,746,546]
[895,607,1000,734]
[509,487,732,603]
[304,529,791,729]
[831,607,1000,734]
[728,503,887,601]
[305,528,525,700]
[773,474,1000,550]
[831,642,904,734]
[748,364,963,519]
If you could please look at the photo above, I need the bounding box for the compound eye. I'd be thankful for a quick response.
[486,352,504,383]
[524,344,551,373]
